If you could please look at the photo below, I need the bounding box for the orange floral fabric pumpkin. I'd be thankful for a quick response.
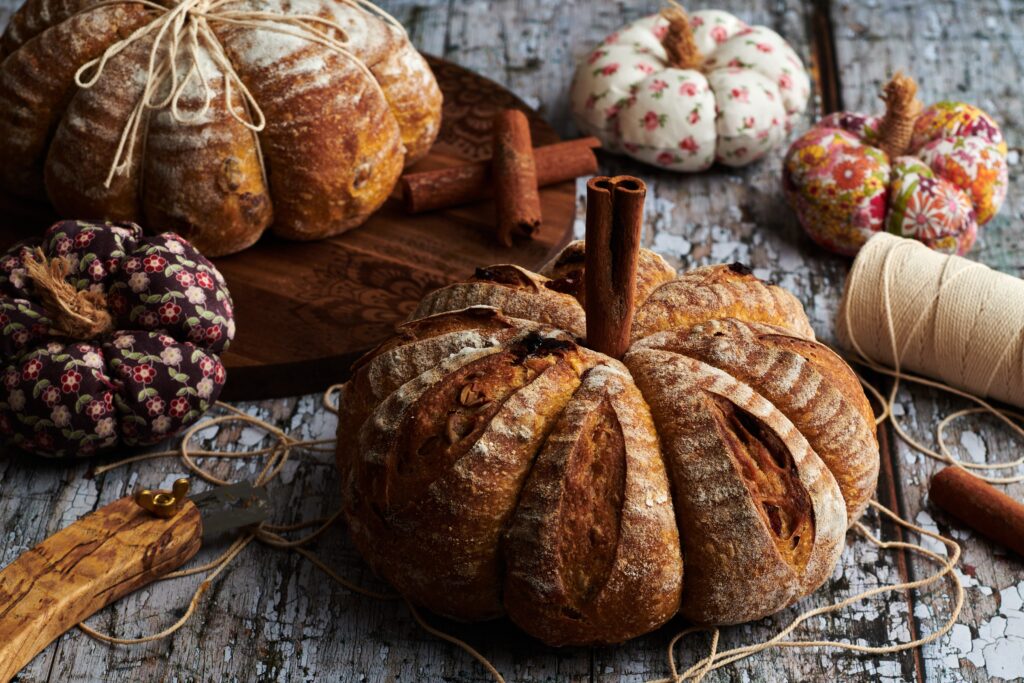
[783,73,1007,256]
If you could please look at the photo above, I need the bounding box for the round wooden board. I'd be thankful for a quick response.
[0,57,577,401]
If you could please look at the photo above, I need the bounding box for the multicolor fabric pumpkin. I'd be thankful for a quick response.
[783,73,1008,256]
[0,220,233,457]
[570,6,809,171]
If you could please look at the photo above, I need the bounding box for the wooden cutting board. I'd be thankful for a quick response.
[0,57,578,401]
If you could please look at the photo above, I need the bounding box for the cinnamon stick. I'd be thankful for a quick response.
[930,466,1024,557]
[492,109,543,247]
[401,137,601,214]
[584,175,646,359]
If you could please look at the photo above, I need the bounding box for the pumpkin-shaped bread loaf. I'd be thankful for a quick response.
[0,220,233,458]
[570,6,809,171]
[0,0,442,256]
[784,73,1008,256]
[337,177,879,646]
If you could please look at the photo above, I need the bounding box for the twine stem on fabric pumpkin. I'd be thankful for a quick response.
[70,0,395,188]
[661,2,704,71]
[875,71,923,158]
[23,248,114,339]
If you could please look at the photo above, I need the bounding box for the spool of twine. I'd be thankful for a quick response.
[838,232,1024,483]
[839,232,1024,408]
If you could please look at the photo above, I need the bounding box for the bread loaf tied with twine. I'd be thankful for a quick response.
[0,0,443,256]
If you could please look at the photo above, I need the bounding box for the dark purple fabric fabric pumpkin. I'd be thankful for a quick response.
[0,220,234,457]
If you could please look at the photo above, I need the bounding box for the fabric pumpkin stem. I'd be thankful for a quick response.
[876,72,923,158]
[24,248,113,339]
[661,5,704,71]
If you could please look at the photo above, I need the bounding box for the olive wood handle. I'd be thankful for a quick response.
[0,496,202,682]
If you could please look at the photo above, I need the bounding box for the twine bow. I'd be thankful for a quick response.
[72,0,406,188]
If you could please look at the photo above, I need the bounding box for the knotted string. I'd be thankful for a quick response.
[71,0,405,188]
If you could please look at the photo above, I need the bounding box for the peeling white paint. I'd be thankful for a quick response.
[949,581,1024,679]
[959,431,988,463]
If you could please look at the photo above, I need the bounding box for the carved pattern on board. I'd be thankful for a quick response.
[293,249,449,349]
[428,56,559,160]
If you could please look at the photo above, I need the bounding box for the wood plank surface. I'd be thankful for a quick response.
[831,2,1024,681]
[0,0,1021,681]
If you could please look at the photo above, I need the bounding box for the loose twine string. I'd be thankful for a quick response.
[83,386,504,682]
[70,0,405,188]
[80,376,966,682]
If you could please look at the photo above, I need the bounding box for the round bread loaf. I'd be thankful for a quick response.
[0,0,442,256]
[337,241,879,646]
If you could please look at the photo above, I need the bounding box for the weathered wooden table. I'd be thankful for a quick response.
[2,0,1023,680]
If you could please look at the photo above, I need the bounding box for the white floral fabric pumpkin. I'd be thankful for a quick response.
[571,7,810,171]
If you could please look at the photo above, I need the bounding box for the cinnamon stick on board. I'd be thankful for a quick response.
[930,466,1024,557]
[584,175,646,359]
[492,109,543,247]
[401,137,601,214]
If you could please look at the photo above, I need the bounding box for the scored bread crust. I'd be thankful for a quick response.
[413,265,587,339]
[633,262,816,341]
[345,326,599,619]
[217,22,404,241]
[43,36,152,220]
[339,244,879,645]
[0,0,442,256]
[503,362,682,646]
[141,41,273,255]
[371,39,443,164]
[336,307,534,498]
[0,3,155,200]
[624,348,846,624]
[634,318,878,524]
[0,0,104,56]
